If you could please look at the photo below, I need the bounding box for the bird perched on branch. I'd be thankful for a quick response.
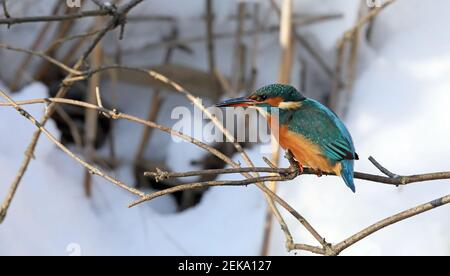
[216,84,359,192]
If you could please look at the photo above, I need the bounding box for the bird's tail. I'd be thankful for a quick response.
[340,160,356,193]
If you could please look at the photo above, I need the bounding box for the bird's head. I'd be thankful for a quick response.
[216,84,306,110]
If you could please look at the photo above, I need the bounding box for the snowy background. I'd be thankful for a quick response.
[0,0,449,255]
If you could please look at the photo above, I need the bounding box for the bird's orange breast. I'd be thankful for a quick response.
[271,121,341,175]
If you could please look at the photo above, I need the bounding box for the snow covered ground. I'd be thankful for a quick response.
[0,0,449,255]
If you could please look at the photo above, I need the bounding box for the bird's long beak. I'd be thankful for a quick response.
[215,97,256,107]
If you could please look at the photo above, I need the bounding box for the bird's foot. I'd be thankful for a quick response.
[297,162,304,174]
[316,170,323,177]
[283,150,302,178]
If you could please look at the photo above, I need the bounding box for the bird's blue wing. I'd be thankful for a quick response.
[287,99,358,162]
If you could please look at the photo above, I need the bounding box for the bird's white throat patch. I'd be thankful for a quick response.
[278,101,302,109]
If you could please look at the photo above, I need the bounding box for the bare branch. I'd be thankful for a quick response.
[54,105,83,149]
[46,29,103,52]
[126,14,175,23]
[144,167,292,180]
[1,0,10,19]
[331,193,450,255]
[205,0,216,73]
[0,43,82,75]
[0,10,110,26]
[343,0,396,40]
[294,13,342,26]
[141,162,450,188]
[369,156,398,178]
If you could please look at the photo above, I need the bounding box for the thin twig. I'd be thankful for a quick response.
[343,0,396,40]
[293,13,342,26]
[214,69,233,95]
[0,10,110,26]
[329,37,346,110]
[133,91,163,163]
[91,0,105,9]
[299,58,307,91]
[130,175,297,205]
[230,2,246,95]
[126,14,175,23]
[0,43,82,75]
[145,167,292,180]
[46,29,103,53]
[95,86,104,109]
[248,2,260,92]
[1,0,10,19]
[368,156,398,178]
[54,105,83,149]
[84,31,104,197]
[205,0,216,74]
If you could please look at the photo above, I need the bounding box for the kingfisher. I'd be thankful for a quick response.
[216,84,359,192]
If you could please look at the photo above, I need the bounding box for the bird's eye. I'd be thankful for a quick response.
[249,95,267,102]
[256,95,267,102]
